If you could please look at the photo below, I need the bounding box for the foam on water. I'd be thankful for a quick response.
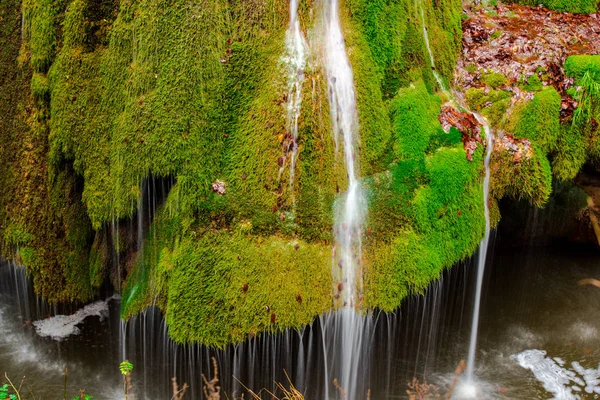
[453,382,478,399]
[514,349,600,399]
[33,296,116,340]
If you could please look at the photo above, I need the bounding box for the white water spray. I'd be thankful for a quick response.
[32,296,117,340]
[322,1,370,398]
[281,0,308,200]
[325,0,365,307]
[417,0,493,386]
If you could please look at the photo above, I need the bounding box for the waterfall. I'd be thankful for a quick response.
[322,0,370,398]
[465,119,492,382]
[418,1,447,93]
[281,0,308,202]
[417,0,493,390]
[325,0,364,312]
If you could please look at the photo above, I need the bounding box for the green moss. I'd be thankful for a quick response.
[365,144,486,310]
[565,55,600,82]
[483,71,506,88]
[121,189,331,347]
[364,229,432,310]
[341,0,393,175]
[543,0,599,14]
[490,30,502,40]
[559,58,600,174]
[390,79,443,160]
[21,0,67,73]
[553,124,588,180]
[294,68,337,242]
[491,143,552,207]
[521,73,543,92]
[465,87,511,126]
[505,0,599,13]
[31,72,49,100]
[88,231,107,289]
[165,233,331,347]
[3,222,33,247]
[509,86,561,153]
[0,0,31,258]
[365,160,427,242]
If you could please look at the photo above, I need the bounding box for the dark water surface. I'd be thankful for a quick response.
[1,238,600,399]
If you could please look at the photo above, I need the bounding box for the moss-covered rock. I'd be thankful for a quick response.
[465,86,512,126]
[506,0,599,14]
[3,0,583,346]
[565,55,600,82]
[509,86,561,153]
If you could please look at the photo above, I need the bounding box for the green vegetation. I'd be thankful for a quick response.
[521,73,543,92]
[465,87,512,126]
[365,145,486,310]
[510,86,561,152]
[552,55,600,180]
[483,71,506,88]
[363,69,487,310]
[390,79,443,160]
[506,0,599,14]
[490,143,553,208]
[2,0,585,346]
[564,55,600,82]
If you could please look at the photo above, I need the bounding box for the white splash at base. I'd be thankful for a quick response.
[33,296,118,340]
[513,349,600,399]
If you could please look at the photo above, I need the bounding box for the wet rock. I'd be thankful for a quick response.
[494,132,533,163]
[438,106,483,161]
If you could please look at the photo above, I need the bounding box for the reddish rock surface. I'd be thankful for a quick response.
[439,106,484,161]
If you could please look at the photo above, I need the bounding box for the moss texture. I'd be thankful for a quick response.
[506,0,599,14]
[508,86,561,153]
[0,0,576,346]
[551,55,600,180]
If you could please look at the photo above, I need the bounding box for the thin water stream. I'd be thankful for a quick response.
[322,0,370,399]
[2,238,599,399]
[280,0,308,199]
[417,1,494,388]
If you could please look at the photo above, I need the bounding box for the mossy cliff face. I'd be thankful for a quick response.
[1,0,594,346]
[505,0,598,14]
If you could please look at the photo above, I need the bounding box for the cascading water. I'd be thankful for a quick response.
[419,1,447,93]
[418,0,493,389]
[280,0,308,201]
[322,0,371,398]
[465,119,492,383]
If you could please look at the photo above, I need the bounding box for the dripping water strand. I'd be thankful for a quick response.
[280,0,308,206]
[465,119,492,382]
[322,1,371,399]
[325,0,364,308]
[417,0,493,386]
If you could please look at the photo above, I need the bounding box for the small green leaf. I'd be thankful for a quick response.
[119,360,133,376]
